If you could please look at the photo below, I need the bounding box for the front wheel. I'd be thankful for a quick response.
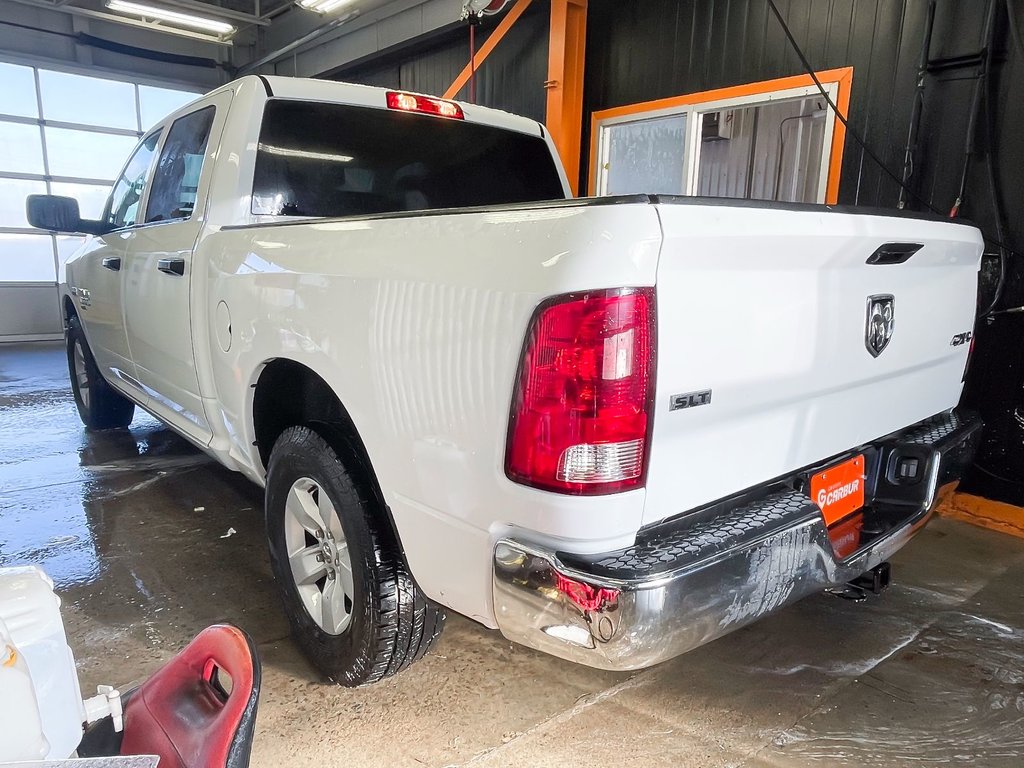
[265,426,444,686]
[66,315,135,430]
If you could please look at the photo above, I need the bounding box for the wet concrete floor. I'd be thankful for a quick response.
[2,341,1023,767]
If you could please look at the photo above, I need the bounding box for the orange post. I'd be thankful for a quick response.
[443,0,534,101]
[544,0,588,196]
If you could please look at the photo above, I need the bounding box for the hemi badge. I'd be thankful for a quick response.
[670,390,712,411]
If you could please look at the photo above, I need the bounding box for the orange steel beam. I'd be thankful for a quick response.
[545,0,588,196]
[443,0,534,101]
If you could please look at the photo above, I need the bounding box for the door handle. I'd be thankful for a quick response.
[157,257,186,277]
[866,243,923,265]
[101,256,121,271]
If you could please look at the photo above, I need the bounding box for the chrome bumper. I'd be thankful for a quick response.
[492,410,982,671]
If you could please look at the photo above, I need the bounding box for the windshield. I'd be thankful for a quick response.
[252,99,566,218]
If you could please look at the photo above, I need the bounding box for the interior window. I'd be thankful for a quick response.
[145,106,215,224]
[105,132,161,229]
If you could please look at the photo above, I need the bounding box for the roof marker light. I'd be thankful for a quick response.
[386,91,465,120]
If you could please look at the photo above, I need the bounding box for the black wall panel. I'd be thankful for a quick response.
[583,0,940,206]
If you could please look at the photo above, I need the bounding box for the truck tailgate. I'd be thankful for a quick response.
[644,200,983,526]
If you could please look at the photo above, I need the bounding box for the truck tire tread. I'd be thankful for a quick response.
[266,426,444,686]
[66,314,135,430]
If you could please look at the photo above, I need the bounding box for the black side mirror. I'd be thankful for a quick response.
[26,195,109,235]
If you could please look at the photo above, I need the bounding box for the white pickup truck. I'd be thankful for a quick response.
[29,75,984,686]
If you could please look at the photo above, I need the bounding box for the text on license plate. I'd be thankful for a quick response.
[810,454,866,526]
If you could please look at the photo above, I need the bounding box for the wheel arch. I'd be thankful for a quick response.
[62,294,77,327]
[251,358,402,550]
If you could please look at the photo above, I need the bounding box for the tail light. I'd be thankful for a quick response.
[505,288,656,495]
[386,91,464,120]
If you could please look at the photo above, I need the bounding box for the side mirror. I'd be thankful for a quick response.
[26,195,109,235]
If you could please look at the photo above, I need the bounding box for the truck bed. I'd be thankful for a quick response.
[203,193,980,623]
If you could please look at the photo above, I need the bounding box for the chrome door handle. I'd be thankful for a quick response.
[101,256,121,271]
[157,258,185,277]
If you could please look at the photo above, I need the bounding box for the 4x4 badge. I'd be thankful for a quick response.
[865,294,894,358]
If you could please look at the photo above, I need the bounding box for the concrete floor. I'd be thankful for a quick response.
[2,341,1023,767]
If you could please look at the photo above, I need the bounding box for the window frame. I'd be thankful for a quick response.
[589,68,853,204]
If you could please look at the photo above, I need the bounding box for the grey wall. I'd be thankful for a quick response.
[251,0,463,78]
[0,0,234,90]
[336,1,550,121]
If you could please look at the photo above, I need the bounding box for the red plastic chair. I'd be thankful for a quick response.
[119,624,261,768]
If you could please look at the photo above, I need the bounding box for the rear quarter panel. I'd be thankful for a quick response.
[199,203,662,623]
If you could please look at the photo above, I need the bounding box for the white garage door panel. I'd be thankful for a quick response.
[0,284,62,340]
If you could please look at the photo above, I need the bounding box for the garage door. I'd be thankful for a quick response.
[0,60,197,341]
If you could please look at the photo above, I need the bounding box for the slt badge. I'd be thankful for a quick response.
[865,294,894,358]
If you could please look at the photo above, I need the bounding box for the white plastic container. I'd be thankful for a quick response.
[0,566,85,760]
[0,615,49,760]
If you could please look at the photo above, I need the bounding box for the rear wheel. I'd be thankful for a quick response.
[66,315,135,430]
[266,426,444,686]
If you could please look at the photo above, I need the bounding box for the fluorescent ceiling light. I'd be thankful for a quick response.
[106,0,236,36]
[297,0,353,14]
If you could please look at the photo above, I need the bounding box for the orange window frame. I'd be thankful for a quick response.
[588,67,853,203]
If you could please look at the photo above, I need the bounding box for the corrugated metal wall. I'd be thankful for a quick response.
[583,0,941,204]
[695,98,826,202]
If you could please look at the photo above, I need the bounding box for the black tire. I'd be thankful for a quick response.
[266,426,444,686]
[66,314,135,430]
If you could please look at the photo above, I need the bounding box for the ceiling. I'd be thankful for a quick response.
[51,0,417,41]
[170,0,406,25]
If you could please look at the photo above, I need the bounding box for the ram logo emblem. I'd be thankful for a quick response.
[865,294,895,358]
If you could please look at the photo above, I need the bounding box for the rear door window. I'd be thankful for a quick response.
[145,106,215,224]
[252,100,565,218]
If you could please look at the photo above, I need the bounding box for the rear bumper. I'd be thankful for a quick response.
[492,409,982,671]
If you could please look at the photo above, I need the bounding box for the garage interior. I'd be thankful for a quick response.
[2,1,1024,766]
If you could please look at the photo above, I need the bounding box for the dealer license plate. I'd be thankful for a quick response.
[810,454,866,526]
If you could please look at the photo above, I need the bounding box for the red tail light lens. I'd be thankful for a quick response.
[386,91,464,120]
[505,288,656,495]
